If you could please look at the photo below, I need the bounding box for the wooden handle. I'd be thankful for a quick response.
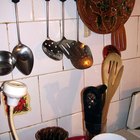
[102,65,124,131]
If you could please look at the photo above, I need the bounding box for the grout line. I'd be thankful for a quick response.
[0,18,77,25]
[31,0,35,21]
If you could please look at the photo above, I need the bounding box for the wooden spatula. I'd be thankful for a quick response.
[101,53,124,132]
[111,25,127,51]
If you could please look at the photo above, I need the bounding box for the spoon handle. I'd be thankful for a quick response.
[15,3,21,43]
[12,0,21,44]
[60,0,66,38]
[45,0,50,38]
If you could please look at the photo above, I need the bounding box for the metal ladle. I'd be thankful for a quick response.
[42,0,63,60]
[12,0,34,75]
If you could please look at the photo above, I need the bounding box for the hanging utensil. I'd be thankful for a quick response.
[69,0,93,69]
[57,0,76,53]
[0,51,16,76]
[59,0,93,69]
[42,0,63,60]
[12,0,34,75]
[101,53,124,132]
[111,25,127,51]
[77,0,135,34]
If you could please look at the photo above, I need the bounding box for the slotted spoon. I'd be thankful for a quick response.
[42,0,63,60]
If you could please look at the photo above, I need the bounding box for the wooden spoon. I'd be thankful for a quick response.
[101,53,124,132]
[111,25,127,51]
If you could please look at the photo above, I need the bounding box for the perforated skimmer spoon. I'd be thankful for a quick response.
[42,0,63,60]
[12,0,34,75]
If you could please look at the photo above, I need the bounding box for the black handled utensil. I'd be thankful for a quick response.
[82,85,107,138]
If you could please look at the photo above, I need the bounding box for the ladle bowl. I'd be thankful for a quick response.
[70,42,93,69]
[0,51,16,76]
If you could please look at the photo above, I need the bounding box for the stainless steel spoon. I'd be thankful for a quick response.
[42,0,63,60]
[12,0,34,75]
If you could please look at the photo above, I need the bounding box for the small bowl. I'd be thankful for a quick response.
[91,133,126,140]
[35,126,68,140]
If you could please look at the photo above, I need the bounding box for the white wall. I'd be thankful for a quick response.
[0,0,140,139]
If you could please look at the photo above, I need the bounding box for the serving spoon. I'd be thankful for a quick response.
[12,0,34,75]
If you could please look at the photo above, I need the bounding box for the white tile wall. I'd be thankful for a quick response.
[107,98,131,132]
[0,0,140,138]
[0,0,33,23]
[58,112,84,137]
[0,132,10,140]
[39,70,84,121]
[122,17,138,59]
[131,0,140,16]
[120,59,140,100]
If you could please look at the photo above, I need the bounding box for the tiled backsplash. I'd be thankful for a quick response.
[0,0,140,139]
